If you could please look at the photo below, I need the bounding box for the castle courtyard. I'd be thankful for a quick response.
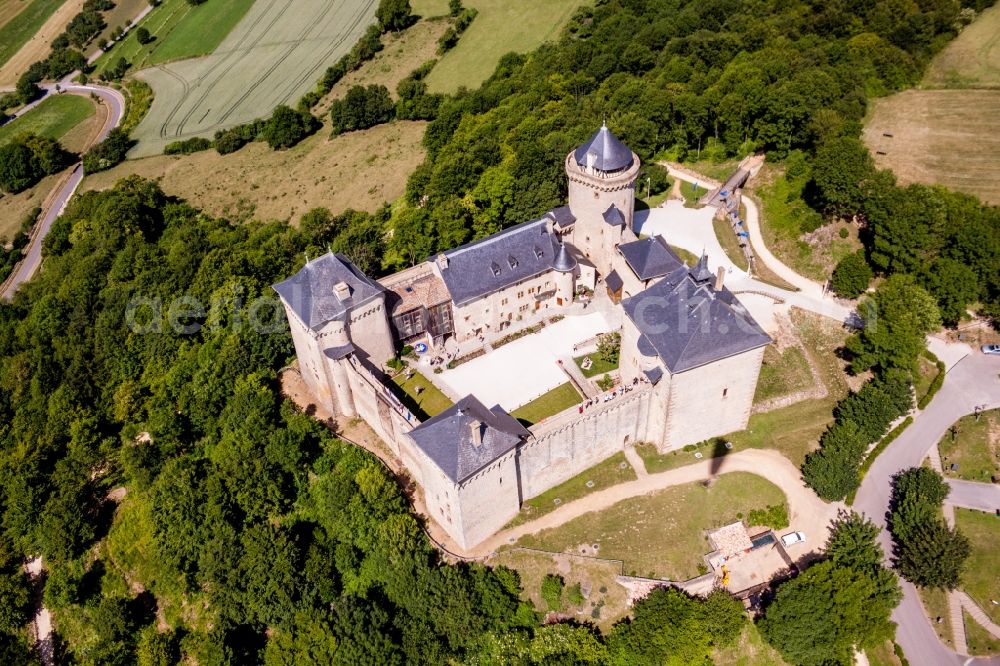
[432,310,614,412]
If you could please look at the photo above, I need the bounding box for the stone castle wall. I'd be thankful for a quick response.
[519,387,655,499]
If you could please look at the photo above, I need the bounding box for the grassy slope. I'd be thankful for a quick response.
[754,345,813,405]
[518,472,786,580]
[508,452,636,527]
[425,0,586,93]
[0,93,95,144]
[923,2,1000,88]
[0,0,65,67]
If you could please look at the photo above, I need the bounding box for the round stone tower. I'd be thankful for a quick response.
[565,123,640,276]
[552,241,577,306]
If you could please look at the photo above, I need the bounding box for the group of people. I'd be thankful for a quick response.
[577,377,644,413]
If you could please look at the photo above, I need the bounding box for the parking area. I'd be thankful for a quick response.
[434,311,612,411]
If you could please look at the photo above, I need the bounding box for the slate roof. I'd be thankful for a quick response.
[603,204,626,226]
[408,395,530,484]
[573,124,634,172]
[605,270,624,293]
[622,262,771,374]
[643,366,663,385]
[272,253,385,331]
[436,217,563,307]
[553,242,577,273]
[546,205,576,230]
[619,237,685,281]
[690,252,714,283]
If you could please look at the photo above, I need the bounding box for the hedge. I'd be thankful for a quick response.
[846,416,913,505]
[917,351,946,410]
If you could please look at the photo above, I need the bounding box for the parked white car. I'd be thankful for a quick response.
[780,531,806,547]
[981,344,1000,356]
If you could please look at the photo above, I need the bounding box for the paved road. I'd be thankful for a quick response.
[853,354,1000,666]
[0,83,125,300]
[946,479,1000,513]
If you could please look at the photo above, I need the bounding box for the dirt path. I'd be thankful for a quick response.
[0,0,86,87]
[467,448,842,558]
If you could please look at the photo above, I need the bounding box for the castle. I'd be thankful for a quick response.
[274,125,772,550]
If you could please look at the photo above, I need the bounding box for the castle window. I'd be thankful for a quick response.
[501,298,508,306]
[490,261,502,277]
[499,477,502,485]
[723,388,728,398]
[508,255,518,269]
[534,246,544,259]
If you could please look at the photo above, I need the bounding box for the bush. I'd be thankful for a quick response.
[566,583,585,606]
[746,503,789,530]
[82,127,133,173]
[540,574,564,611]
[830,250,872,298]
[916,354,946,410]
[164,137,212,155]
[329,85,394,135]
[135,27,152,44]
[596,375,614,391]
[639,163,670,197]
[261,106,319,150]
[437,7,477,54]
[0,134,73,193]
[597,332,621,365]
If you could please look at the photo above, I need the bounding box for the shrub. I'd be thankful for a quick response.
[746,503,789,530]
[83,127,133,173]
[164,137,212,155]
[329,85,394,136]
[566,583,585,606]
[916,354,946,410]
[135,27,152,44]
[830,250,872,298]
[597,331,621,365]
[838,227,850,239]
[540,574,564,611]
[596,375,614,391]
[0,134,73,193]
[261,106,318,150]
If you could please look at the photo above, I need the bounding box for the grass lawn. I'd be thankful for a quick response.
[95,0,254,75]
[410,0,450,17]
[712,624,789,666]
[425,0,587,93]
[92,0,149,47]
[511,382,581,426]
[866,640,904,666]
[938,409,999,482]
[753,344,813,405]
[491,548,630,632]
[712,215,750,272]
[0,93,95,145]
[518,472,787,581]
[640,189,671,209]
[918,586,955,649]
[0,0,64,67]
[573,353,617,378]
[507,452,636,527]
[679,179,704,207]
[956,508,1000,625]
[390,369,453,420]
[669,243,699,266]
[965,610,1000,656]
[913,352,942,405]
[678,157,740,183]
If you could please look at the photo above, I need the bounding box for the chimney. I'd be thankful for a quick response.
[333,281,351,302]
[436,253,449,270]
[714,266,725,292]
[469,419,483,447]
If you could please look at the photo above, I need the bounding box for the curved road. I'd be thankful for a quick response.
[0,83,125,300]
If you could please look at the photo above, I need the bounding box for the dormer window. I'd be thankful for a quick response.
[534,246,544,259]
[490,261,502,277]
[508,255,518,269]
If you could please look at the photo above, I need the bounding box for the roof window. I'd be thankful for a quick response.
[490,262,502,277]
[508,255,518,269]
[534,246,544,259]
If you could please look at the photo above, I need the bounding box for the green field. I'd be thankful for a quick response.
[573,352,617,378]
[754,345,813,405]
[0,93,95,145]
[511,382,581,426]
[0,0,65,68]
[95,0,254,75]
[518,472,786,581]
[425,0,586,93]
[956,508,1000,626]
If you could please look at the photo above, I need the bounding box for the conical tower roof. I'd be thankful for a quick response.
[573,123,634,172]
[553,242,577,273]
[690,251,713,283]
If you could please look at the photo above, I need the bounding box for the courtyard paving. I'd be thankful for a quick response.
[434,311,613,411]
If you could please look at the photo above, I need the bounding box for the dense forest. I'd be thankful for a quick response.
[0,0,997,663]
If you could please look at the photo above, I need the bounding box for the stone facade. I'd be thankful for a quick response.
[273,125,771,551]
